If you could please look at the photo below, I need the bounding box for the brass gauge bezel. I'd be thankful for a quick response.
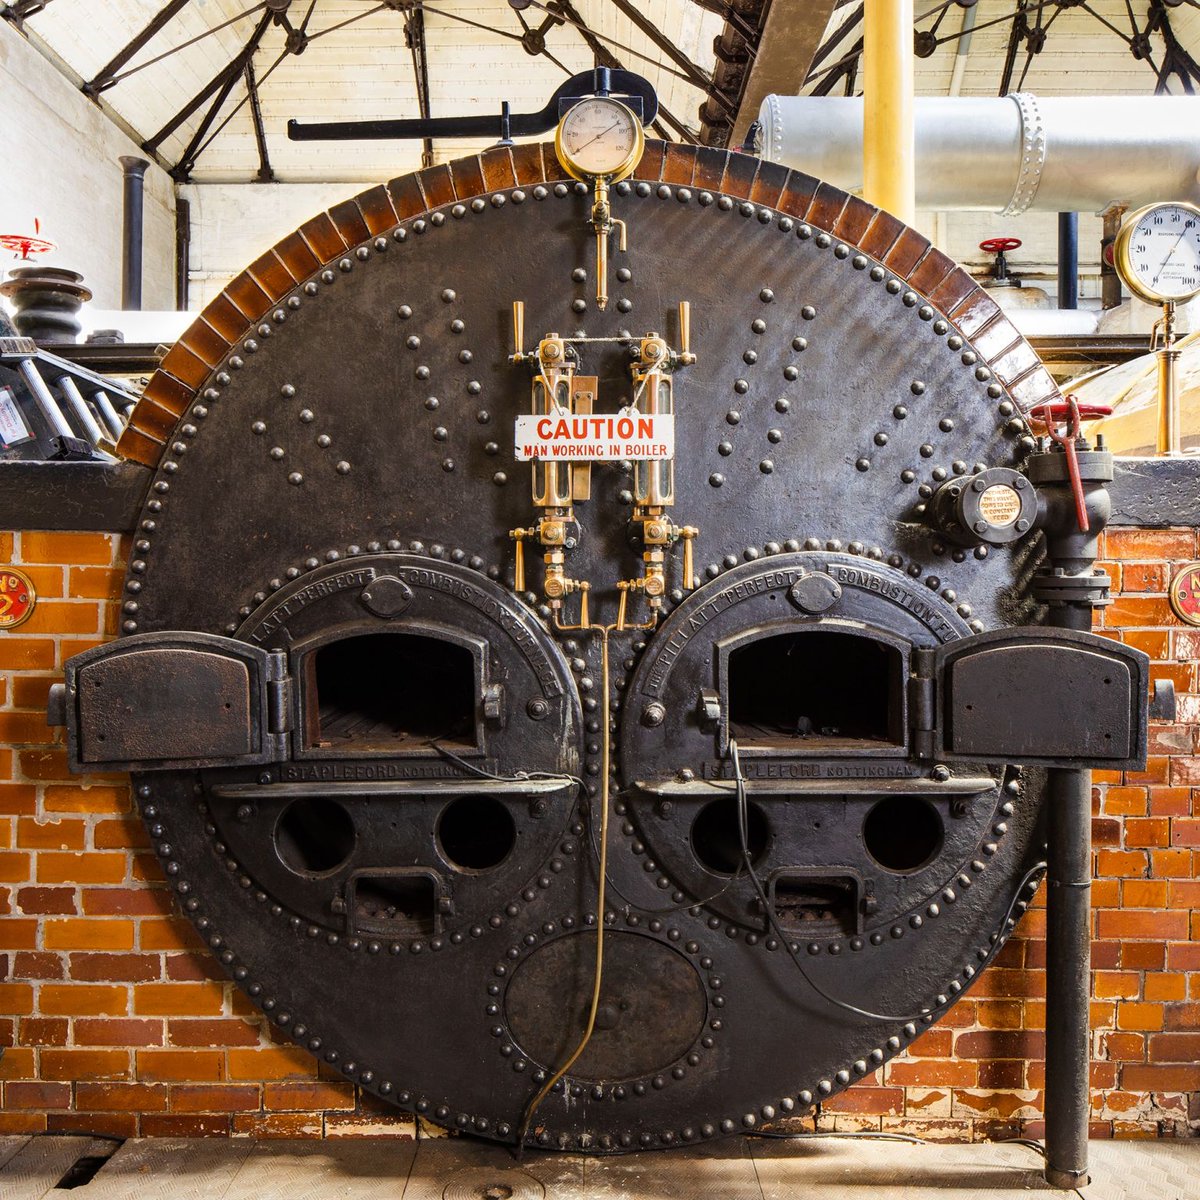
[1114,200,1200,305]
[554,97,645,184]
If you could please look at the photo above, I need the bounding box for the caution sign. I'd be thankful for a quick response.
[515,407,674,462]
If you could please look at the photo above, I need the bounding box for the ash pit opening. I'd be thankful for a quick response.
[309,631,477,753]
[772,874,858,935]
[275,797,356,876]
[353,873,437,937]
[438,794,517,872]
[691,796,769,875]
[863,795,944,873]
[727,630,903,749]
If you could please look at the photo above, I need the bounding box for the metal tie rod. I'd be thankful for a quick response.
[92,390,126,441]
[17,358,74,441]
[57,376,106,447]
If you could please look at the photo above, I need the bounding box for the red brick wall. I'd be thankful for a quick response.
[1,527,1197,1139]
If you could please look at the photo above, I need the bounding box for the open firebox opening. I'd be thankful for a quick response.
[727,630,904,750]
[307,632,478,753]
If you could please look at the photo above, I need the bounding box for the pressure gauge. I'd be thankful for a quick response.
[555,96,645,182]
[1114,201,1200,304]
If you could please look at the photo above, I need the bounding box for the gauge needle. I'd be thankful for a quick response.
[573,121,623,155]
[1153,227,1189,288]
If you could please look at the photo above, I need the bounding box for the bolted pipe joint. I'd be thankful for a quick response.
[928,466,1038,547]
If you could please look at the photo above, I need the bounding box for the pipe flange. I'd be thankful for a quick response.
[1003,93,1045,217]
[1031,567,1112,608]
[761,94,784,162]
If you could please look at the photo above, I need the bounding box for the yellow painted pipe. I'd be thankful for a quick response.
[863,0,915,225]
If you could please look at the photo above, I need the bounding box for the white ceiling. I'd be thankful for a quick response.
[7,0,1200,183]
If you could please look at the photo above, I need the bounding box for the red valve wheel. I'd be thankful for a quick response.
[979,237,1022,254]
[0,219,55,262]
[0,233,55,260]
[1029,399,1112,423]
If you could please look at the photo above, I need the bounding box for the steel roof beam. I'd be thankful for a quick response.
[405,7,434,169]
[730,0,838,145]
[245,57,274,182]
[3,0,54,23]
[606,0,715,94]
[84,0,192,96]
[142,10,272,160]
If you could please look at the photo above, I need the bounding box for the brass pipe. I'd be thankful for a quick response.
[1156,300,1181,457]
[863,0,915,225]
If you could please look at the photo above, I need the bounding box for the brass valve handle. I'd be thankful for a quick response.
[509,528,534,593]
[677,301,695,366]
[679,525,698,590]
[511,300,525,362]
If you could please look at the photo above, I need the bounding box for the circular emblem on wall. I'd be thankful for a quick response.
[0,568,36,630]
[1169,562,1200,627]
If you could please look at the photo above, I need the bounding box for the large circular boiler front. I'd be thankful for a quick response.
[98,142,1066,1149]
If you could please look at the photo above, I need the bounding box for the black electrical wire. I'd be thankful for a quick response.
[580,796,749,916]
[729,739,1046,1026]
[428,740,587,797]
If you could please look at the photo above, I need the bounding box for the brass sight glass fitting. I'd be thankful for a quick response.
[508,301,700,627]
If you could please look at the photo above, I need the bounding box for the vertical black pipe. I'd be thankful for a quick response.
[1035,447,1110,1190]
[175,196,191,313]
[119,156,149,310]
[1044,765,1092,1190]
[1058,212,1079,310]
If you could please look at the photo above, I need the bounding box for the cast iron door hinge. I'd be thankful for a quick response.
[908,647,937,760]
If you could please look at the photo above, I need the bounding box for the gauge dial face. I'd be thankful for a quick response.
[555,97,643,181]
[1117,202,1200,303]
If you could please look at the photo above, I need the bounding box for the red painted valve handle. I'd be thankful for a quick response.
[979,237,1022,253]
[1030,399,1112,422]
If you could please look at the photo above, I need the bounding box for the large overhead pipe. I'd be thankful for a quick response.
[862,0,914,224]
[119,156,149,310]
[759,95,1200,214]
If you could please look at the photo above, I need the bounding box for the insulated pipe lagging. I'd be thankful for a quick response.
[758,94,1200,214]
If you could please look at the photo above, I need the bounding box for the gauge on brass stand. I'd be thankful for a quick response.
[554,95,645,310]
[1114,201,1200,455]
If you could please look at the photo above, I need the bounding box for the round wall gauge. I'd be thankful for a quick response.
[555,96,644,182]
[1114,201,1200,304]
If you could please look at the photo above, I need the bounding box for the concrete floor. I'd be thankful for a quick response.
[2,1133,1197,1200]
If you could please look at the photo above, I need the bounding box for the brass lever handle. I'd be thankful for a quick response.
[512,300,525,362]
[680,526,698,590]
[678,300,695,365]
[509,528,532,593]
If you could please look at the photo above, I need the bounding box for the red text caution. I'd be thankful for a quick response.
[514,409,674,461]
